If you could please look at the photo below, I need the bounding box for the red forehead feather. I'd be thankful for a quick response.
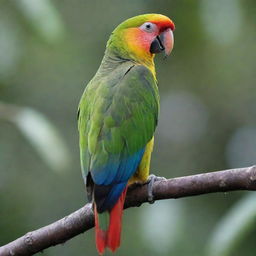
[151,19,175,31]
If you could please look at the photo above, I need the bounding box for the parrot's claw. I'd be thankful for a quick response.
[146,174,166,204]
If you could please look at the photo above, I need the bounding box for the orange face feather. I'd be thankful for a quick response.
[123,16,175,68]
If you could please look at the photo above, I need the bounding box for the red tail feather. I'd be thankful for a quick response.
[94,206,107,255]
[94,187,127,255]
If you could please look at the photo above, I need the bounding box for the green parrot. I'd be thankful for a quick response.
[78,14,175,255]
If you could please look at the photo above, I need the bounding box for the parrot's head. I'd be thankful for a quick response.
[107,14,175,67]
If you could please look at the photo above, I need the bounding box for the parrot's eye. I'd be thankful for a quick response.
[140,22,157,33]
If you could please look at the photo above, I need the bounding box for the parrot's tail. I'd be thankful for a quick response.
[94,187,127,255]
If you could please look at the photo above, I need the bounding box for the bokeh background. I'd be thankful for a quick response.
[1,0,256,255]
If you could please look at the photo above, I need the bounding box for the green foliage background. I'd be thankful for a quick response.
[0,0,256,255]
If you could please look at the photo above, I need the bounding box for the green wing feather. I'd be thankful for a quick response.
[78,62,159,186]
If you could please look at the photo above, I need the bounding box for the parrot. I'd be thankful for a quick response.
[78,14,175,255]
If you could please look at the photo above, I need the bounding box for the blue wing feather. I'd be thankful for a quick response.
[91,148,145,186]
[91,148,145,211]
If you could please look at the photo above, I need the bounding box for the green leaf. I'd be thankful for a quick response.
[207,192,256,256]
[0,16,23,78]
[14,0,65,43]
[0,102,70,172]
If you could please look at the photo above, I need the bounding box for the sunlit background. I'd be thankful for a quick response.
[1,1,256,255]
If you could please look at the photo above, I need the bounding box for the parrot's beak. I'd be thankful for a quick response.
[150,28,174,56]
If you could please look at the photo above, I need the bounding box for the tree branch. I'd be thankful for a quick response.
[1,165,256,256]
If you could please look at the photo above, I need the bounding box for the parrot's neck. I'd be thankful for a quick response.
[98,49,156,78]
[98,52,131,75]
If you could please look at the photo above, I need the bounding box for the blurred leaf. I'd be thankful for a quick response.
[0,102,70,172]
[140,200,185,254]
[200,0,242,45]
[207,193,256,256]
[14,0,65,43]
[0,15,23,79]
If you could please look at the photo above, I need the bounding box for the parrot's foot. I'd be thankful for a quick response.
[146,174,166,204]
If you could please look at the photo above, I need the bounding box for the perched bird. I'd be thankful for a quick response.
[78,14,175,255]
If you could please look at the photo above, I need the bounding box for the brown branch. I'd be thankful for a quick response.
[1,166,256,256]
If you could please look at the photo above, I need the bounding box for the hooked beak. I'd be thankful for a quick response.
[150,28,174,56]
